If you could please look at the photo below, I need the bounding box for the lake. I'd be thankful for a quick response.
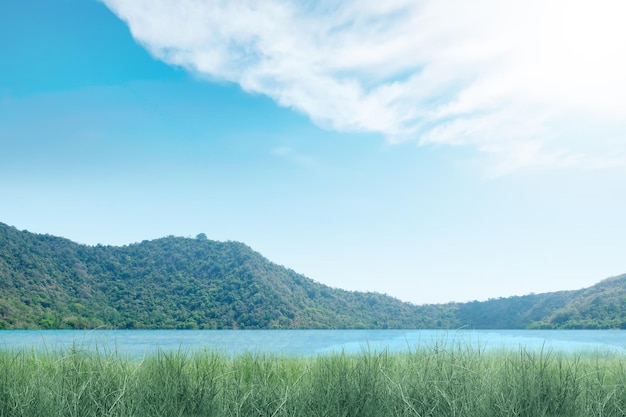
[0,329,624,358]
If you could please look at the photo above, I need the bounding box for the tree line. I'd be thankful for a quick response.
[1,222,625,329]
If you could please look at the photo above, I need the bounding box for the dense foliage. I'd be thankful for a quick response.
[1,222,625,329]
[0,223,423,329]
[2,345,626,417]
[433,278,626,329]
[527,276,626,329]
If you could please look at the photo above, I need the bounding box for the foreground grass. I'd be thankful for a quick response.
[1,344,625,417]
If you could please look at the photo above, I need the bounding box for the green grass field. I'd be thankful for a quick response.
[1,343,625,417]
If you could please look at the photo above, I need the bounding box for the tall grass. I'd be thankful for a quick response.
[1,343,625,417]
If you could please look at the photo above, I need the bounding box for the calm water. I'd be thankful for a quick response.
[0,329,624,358]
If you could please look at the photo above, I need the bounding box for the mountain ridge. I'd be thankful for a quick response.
[1,222,625,329]
[0,222,423,329]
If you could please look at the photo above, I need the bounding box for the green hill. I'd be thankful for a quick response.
[1,222,625,329]
[420,275,626,330]
[528,275,626,329]
[0,222,423,329]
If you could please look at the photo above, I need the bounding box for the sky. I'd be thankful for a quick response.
[1,0,625,305]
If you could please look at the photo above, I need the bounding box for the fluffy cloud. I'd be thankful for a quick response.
[103,0,626,173]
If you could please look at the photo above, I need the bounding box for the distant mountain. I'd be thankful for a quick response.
[529,274,626,329]
[1,222,625,329]
[426,274,626,330]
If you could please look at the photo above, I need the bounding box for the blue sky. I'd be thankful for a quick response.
[1,0,625,304]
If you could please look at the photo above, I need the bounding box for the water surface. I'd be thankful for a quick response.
[1,329,623,358]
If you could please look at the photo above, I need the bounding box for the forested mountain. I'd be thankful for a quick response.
[1,222,625,329]
[0,222,423,329]
[528,275,626,329]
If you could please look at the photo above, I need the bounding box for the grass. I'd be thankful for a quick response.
[1,343,625,417]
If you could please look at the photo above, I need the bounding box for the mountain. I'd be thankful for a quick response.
[528,275,626,329]
[0,222,423,329]
[418,274,626,330]
[1,222,625,329]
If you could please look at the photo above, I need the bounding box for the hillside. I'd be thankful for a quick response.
[528,275,626,329]
[416,275,626,330]
[1,222,625,329]
[0,222,423,329]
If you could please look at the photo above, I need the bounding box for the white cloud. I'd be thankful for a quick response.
[103,0,626,173]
